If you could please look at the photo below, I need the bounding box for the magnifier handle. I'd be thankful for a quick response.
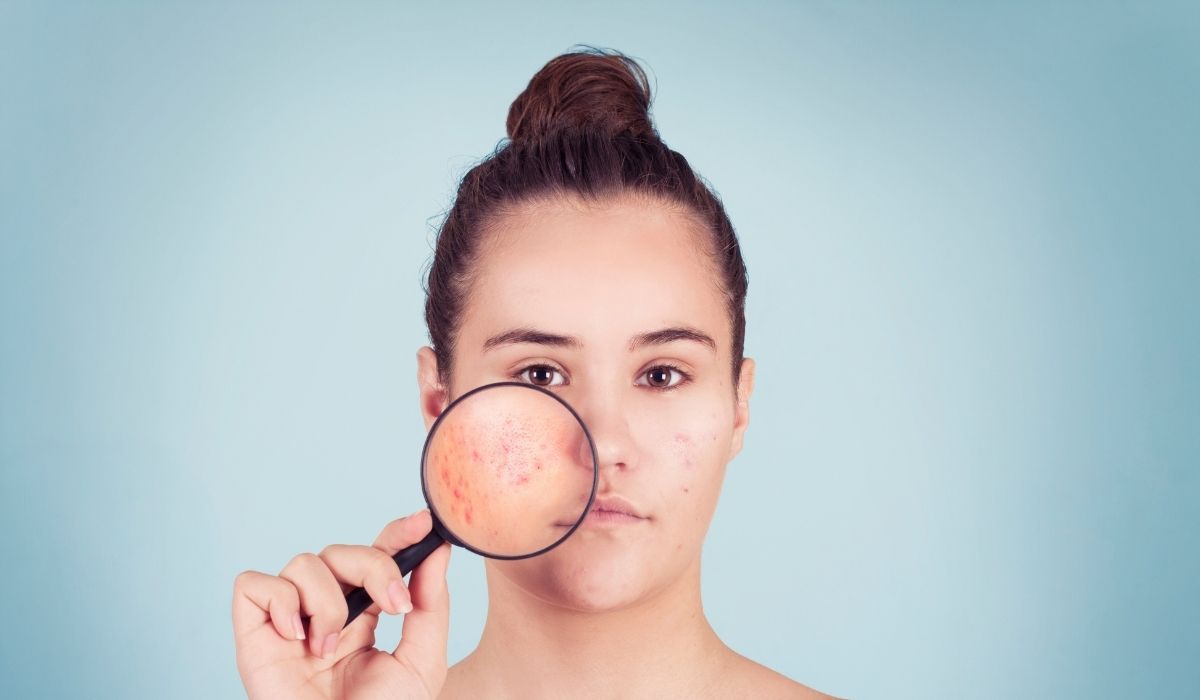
[342,528,445,628]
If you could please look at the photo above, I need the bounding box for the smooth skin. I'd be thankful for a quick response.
[233,195,837,699]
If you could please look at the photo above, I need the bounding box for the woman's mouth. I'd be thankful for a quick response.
[581,496,648,526]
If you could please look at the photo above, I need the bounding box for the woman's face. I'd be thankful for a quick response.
[418,195,754,612]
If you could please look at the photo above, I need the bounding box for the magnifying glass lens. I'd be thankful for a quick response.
[423,383,596,558]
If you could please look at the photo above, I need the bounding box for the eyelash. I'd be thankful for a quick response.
[512,363,692,391]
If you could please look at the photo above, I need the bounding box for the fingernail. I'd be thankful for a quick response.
[388,579,410,614]
[292,612,306,641]
[321,632,339,659]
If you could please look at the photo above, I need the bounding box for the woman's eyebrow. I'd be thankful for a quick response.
[483,328,581,351]
[629,327,716,352]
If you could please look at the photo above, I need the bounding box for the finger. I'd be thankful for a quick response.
[232,570,305,642]
[392,542,451,684]
[372,508,434,556]
[319,544,412,616]
[279,552,348,659]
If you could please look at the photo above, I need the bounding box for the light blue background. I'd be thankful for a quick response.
[2,2,1197,698]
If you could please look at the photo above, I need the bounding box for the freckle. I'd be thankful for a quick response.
[472,449,480,461]
[682,486,690,493]
[675,543,683,551]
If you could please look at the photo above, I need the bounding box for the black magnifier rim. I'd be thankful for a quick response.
[420,381,600,561]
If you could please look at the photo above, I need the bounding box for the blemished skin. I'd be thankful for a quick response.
[423,383,595,556]
[232,195,836,699]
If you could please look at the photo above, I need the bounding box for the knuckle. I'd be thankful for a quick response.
[317,543,343,559]
[234,569,259,590]
[288,552,321,570]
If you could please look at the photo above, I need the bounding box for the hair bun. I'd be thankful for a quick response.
[506,48,656,143]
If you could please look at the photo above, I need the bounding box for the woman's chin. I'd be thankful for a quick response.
[493,545,663,613]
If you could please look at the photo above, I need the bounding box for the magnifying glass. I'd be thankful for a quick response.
[339,381,598,627]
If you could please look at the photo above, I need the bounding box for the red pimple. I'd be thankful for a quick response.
[516,474,529,485]
[452,487,462,500]
[465,508,473,524]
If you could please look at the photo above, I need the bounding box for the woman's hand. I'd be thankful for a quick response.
[232,509,452,699]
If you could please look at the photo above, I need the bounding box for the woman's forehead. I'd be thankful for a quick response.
[458,197,730,353]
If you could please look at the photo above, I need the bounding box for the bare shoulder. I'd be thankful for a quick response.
[713,651,844,700]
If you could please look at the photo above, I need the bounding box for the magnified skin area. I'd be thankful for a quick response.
[424,384,594,557]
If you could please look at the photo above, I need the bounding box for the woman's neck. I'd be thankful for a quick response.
[448,559,730,699]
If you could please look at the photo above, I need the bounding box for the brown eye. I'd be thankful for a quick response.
[641,366,685,389]
[520,365,565,387]
[646,367,672,387]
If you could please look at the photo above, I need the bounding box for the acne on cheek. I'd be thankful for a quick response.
[430,407,593,555]
[673,432,696,469]
[667,432,696,494]
[435,443,480,526]
[491,417,552,487]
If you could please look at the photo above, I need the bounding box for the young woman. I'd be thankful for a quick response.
[233,48,835,699]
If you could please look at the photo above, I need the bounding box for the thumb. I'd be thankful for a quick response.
[392,542,451,689]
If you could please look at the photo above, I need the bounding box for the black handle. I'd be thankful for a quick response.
[342,527,445,628]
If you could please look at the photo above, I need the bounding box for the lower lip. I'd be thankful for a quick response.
[583,508,646,526]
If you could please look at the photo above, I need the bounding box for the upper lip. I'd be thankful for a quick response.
[589,495,647,519]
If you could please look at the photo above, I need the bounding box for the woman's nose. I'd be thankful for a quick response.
[574,391,637,473]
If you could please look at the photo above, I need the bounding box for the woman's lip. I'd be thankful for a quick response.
[556,495,649,527]
[584,508,646,525]
[580,495,648,526]
[589,496,646,519]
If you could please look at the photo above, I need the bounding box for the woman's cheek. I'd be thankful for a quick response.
[632,400,729,493]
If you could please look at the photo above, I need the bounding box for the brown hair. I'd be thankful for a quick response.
[424,47,748,385]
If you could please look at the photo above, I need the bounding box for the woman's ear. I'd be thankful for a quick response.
[728,357,756,461]
[416,347,449,430]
